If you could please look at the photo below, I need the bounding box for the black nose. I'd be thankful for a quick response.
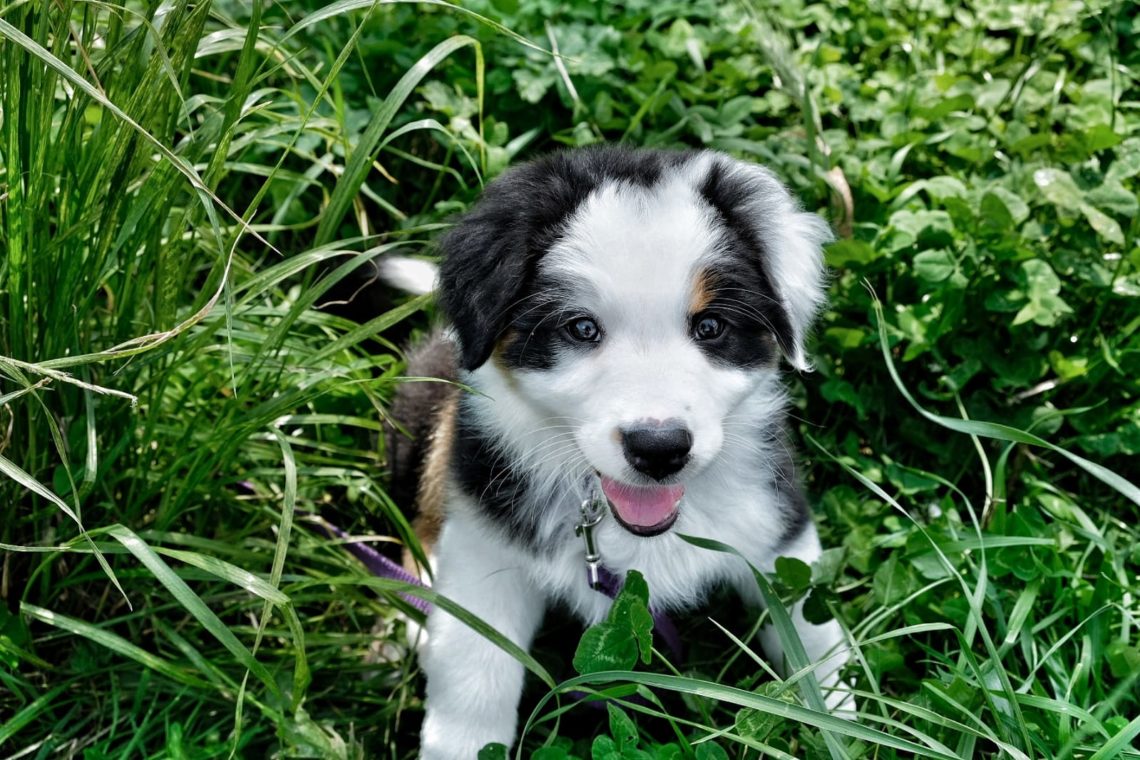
[621,424,692,481]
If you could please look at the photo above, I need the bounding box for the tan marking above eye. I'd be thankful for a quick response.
[689,267,716,315]
[492,330,517,364]
[491,331,522,389]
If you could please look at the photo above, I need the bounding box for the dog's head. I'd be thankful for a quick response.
[438,147,830,536]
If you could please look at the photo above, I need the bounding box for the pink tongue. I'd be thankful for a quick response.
[600,477,684,528]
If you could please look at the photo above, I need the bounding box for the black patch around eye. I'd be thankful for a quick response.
[694,319,778,368]
[692,266,783,369]
[495,282,598,370]
[496,310,564,370]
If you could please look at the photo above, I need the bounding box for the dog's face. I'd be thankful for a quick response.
[439,148,829,536]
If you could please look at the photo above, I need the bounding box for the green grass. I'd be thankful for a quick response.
[1,0,1138,757]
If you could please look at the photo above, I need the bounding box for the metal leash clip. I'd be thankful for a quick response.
[575,489,606,591]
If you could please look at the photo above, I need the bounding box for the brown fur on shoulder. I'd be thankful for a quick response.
[408,391,456,568]
[384,333,459,573]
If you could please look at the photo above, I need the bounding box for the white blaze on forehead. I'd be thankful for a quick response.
[540,173,720,327]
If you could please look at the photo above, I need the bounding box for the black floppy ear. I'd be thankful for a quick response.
[436,187,536,371]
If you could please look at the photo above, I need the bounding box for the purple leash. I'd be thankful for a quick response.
[314,495,683,659]
[310,516,432,614]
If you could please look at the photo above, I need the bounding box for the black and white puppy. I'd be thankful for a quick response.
[383,146,854,759]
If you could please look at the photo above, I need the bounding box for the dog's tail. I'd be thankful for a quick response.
[377,256,438,296]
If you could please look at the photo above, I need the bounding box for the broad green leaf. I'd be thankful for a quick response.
[477,743,509,760]
[513,67,554,104]
[592,735,620,758]
[613,572,654,665]
[802,587,837,625]
[894,175,968,207]
[1105,641,1140,679]
[1048,350,1089,380]
[573,570,654,674]
[987,186,1031,224]
[1033,168,1083,211]
[887,209,955,251]
[608,703,638,752]
[1080,124,1122,153]
[1015,260,1073,326]
[695,742,730,760]
[573,622,640,675]
[980,191,1014,231]
[913,249,956,282]
[1087,180,1139,218]
[1080,203,1124,245]
[820,378,866,417]
[774,556,812,594]
[825,238,880,267]
[1106,139,1140,181]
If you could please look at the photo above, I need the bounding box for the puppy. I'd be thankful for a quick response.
[383,147,854,758]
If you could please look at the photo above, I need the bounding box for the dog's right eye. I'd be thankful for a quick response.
[564,317,601,343]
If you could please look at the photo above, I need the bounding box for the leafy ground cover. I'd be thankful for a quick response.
[1,0,1137,757]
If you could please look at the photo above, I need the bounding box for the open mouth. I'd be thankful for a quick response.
[599,476,684,537]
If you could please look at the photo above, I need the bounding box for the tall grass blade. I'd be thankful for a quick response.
[871,296,1140,506]
[806,434,1036,752]
[0,17,269,251]
[107,525,280,699]
[313,35,482,247]
[525,671,960,759]
[282,0,542,53]
[0,684,68,747]
[1088,713,1140,760]
[0,453,127,604]
[296,574,555,689]
[20,603,209,689]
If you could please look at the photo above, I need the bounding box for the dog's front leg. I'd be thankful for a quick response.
[740,523,857,717]
[419,511,545,759]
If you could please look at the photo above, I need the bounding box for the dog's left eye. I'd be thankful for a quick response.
[565,317,601,343]
[693,314,726,341]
